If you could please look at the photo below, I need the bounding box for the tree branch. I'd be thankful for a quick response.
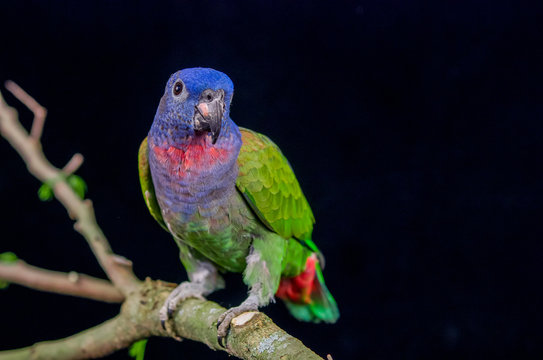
[0,280,324,360]
[0,260,124,303]
[0,82,140,296]
[0,314,142,360]
[0,83,328,359]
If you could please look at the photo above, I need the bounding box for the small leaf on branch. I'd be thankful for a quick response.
[0,280,8,289]
[0,251,18,263]
[67,175,87,199]
[38,183,54,201]
[37,175,88,201]
[128,339,148,360]
[0,252,18,289]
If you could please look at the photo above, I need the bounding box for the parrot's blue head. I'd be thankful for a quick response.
[151,68,236,146]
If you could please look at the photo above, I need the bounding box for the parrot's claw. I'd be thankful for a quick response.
[159,281,206,337]
[216,303,259,347]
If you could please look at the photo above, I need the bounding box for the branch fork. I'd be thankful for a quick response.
[0,81,326,360]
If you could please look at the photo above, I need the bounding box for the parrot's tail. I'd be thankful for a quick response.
[276,254,339,323]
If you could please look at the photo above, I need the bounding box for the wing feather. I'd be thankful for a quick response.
[236,128,315,242]
[138,137,168,231]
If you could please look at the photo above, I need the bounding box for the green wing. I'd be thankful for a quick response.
[138,137,168,231]
[236,128,319,251]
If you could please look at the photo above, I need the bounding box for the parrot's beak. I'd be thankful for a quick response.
[193,90,225,145]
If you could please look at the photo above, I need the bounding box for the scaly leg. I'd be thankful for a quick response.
[160,240,224,333]
[217,233,285,346]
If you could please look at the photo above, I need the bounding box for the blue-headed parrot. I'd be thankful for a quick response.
[138,68,339,344]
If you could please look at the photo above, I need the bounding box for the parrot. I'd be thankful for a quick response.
[138,68,339,344]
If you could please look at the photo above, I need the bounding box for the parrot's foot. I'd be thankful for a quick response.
[160,281,206,333]
[216,298,259,347]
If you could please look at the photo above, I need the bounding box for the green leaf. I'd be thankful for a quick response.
[38,175,88,201]
[128,339,148,360]
[67,175,87,199]
[0,252,18,263]
[0,252,18,289]
[38,183,54,201]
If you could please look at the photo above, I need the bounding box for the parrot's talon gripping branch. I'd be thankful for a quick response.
[159,280,207,332]
[216,296,260,347]
[160,319,183,342]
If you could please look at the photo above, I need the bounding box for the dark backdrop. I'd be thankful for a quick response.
[1,1,542,359]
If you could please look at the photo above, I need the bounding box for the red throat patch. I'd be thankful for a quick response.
[151,136,230,178]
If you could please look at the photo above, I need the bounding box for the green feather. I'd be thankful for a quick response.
[138,137,168,231]
[236,128,322,257]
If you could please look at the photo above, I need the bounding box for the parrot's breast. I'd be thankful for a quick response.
[163,191,258,273]
[148,133,240,217]
[148,131,255,271]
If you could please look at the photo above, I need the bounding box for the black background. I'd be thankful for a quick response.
[1,1,542,359]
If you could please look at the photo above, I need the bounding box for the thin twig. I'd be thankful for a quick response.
[0,83,140,296]
[62,153,84,175]
[4,80,47,140]
[0,260,123,303]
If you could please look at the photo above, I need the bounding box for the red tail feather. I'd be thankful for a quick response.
[276,254,318,304]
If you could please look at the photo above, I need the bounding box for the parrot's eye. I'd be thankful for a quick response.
[173,81,184,96]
